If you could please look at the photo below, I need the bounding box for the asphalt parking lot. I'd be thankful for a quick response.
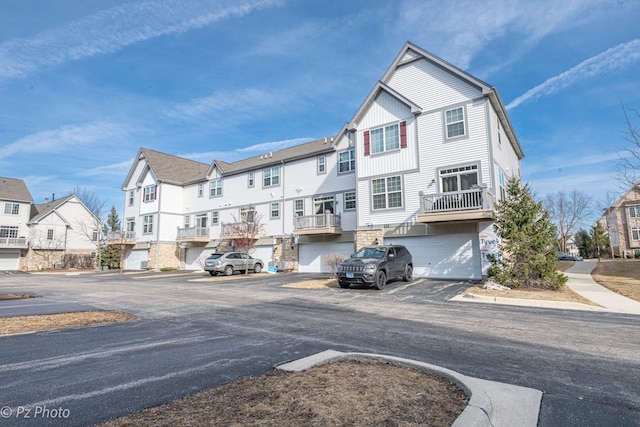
[1,270,639,426]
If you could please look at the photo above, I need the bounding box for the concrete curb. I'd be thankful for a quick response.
[276,350,542,427]
[451,292,607,312]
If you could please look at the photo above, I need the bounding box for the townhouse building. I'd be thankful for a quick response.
[600,182,640,258]
[0,177,101,270]
[115,42,524,279]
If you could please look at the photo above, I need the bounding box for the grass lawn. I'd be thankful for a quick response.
[0,311,137,335]
[592,260,640,302]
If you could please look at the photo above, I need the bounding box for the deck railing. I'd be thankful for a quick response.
[294,213,341,230]
[422,188,493,213]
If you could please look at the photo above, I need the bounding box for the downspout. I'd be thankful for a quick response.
[156,183,161,271]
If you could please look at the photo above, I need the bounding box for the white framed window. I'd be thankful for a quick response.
[143,184,156,202]
[211,211,219,225]
[143,215,154,234]
[498,168,506,200]
[209,179,222,197]
[196,214,208,228]
[445,106,466,139]
[47,229,54,240]
[184,215,190,228]
[370,123,399,154]
[3,202,19,215]
[0,226,18,238]
[92,230,99,242]
[317,155,326,174]
[497,117,502,146]
[632,227,640,241]
[248,171,255,188]
[629,206,639,218]
[270,202,280,219]
[263,166,280,187]
[339,149,355,173]
[440,164,479,192]
[128,190,135,206]
[294,199,304,217]
[126,219,135,232]
[372,176,402,210]
[314,196,335,215]
[241,207,255,223]
[198,183,204,198]
[344,192,356,210]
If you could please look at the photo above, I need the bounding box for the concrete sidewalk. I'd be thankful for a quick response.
[565,260,640,315]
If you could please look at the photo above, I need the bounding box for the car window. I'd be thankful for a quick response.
[227,253,239,259]
[353,247,386,259]
[210,254,223,259]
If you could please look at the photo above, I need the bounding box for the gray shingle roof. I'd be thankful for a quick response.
[0,177,34,203]
[141,148,210,184]
[29,194,75,224]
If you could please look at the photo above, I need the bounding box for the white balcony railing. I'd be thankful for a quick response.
[177,227,209,240]
[294,213,341,230]
[0,237,27,248]
[107,230,136,242]
[421,187,493,213]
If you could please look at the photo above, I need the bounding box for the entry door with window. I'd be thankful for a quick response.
[314,196,334,227]
[440,165,478,193]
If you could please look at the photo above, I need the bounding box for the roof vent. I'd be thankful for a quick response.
[331,137,334,142]
[269,152,272,158]
[324,137,327,143]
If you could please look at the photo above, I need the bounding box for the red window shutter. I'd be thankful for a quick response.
[154,185,157,200]
[364,130,370,156]
[400,121,407,148]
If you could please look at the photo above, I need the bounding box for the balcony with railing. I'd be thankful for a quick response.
[176,227,210,243]
[0,237,28,248]
[106,230,137,245]
[220,223,260,240]
[293,213,342,235]
[417,187,495,223]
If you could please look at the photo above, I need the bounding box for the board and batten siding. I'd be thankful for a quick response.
[385,57,483,112]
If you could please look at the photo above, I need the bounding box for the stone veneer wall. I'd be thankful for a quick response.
[149,242,181,270]
[355,228,384,251]
[25,248,96,271]
[272,237,298,271]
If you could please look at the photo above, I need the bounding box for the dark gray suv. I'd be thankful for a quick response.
[337,245,413,290]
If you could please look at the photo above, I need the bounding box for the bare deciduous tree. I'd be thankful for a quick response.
[71,186,106,218]
[543,190,591,253]
[223,207,266,274]
[324,253,347,278]
[616,105,640,189]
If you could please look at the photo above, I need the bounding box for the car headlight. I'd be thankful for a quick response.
[364,264,376,270]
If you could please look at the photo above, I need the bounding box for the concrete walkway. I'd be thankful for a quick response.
[565,260,640,315]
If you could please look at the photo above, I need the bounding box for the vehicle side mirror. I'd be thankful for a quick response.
[388,253,395,259]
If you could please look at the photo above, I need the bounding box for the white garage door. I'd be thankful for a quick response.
[125,249,149,270]
[250,246,273,267]
[0,251,20,270]
[185,247,217,270]
[299,242,354,273]
[386,234,481,280]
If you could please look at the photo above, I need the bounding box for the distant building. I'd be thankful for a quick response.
[599,182,640,258]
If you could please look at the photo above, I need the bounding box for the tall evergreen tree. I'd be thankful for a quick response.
[490,178,567,289]
[107,206,121,232]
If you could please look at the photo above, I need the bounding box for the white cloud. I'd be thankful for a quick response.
[507,39,640,110]
[0,0,284,81]
[398,0,610,69]
[165,87,286,122]
[235,137,314,153]
[524,152,621,175]
[179,137,315,164]
[0,122,135,160]
[80,160,133,177]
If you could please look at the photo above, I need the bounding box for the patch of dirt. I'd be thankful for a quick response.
[100,360,468,427]
[592,260,640,302]
[555,260,575,272]
[462,282,601,306]
[0,293,40,301]
[281,278,338,289]
[0,311,138,335]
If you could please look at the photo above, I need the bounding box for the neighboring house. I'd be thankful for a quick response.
[600,182,640,258]
[27,195,103,270]
[565,235,579,257]
[0,177,33,270]
[116,41,523,279]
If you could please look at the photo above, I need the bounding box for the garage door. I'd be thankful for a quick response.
[125,249,149,270]
[386,234,481,280]
[0,251,20,270]
[298,242,354,273]
[250,246,273,267]
[185,247,217,270]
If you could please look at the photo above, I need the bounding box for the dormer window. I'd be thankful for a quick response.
[209,179,223,197]
[143,185,156,202]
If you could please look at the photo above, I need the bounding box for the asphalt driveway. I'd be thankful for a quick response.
[0,271,638,426]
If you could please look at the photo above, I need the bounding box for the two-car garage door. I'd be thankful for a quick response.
[298,242,354,273]
[386,234,482,280]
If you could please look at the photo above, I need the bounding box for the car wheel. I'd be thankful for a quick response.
[339,281,350,289]
[253,263,262,274]
[209,271,216,276]
[373,270,387,290]
[402,265,413,282]
[224,265,234,276]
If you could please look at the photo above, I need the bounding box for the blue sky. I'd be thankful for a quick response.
[1,0,639,227]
